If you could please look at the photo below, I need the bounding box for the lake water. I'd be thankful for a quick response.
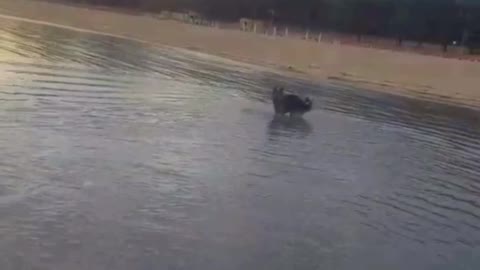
[0,18,479,270]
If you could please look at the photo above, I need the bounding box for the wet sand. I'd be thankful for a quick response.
[1,0,480,108]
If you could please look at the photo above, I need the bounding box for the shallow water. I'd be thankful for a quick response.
[0,18,479,270]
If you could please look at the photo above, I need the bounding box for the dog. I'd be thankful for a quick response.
[272,86,312,116]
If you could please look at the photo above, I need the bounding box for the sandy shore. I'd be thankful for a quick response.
[1,0,480,108]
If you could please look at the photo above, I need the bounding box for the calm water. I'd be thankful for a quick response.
[0,18,479,270]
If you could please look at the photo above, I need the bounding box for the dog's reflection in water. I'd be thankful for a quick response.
[267,115,313,139]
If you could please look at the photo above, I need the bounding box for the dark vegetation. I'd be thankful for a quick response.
[60,0,480,53]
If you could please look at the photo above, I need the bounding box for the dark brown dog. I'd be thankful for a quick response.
[272,86,312,116]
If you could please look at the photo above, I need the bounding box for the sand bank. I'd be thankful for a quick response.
[1,0,480,108]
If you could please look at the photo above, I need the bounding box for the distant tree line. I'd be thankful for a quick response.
[62,0,480,53]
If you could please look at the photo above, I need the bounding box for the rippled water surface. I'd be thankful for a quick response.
[0,18,480,270]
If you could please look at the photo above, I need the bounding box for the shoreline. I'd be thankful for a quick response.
[1,0,480,110]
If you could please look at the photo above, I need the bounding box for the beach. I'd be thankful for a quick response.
[1,0,480,108]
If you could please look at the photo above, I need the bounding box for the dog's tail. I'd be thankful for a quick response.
[304,97,313,111]
[272,86,285,114]
[272,86,284,96]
